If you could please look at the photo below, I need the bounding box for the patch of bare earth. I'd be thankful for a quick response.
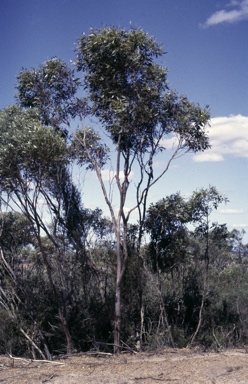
[1,349,248,383]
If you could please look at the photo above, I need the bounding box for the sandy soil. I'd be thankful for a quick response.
[1,348,248,383]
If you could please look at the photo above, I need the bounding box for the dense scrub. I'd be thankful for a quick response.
[0,208,247,357]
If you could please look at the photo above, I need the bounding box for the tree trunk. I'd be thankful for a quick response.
[114,284,121,354]
[59,308,74,354]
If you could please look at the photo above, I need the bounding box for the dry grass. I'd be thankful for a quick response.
[1,348,248,383]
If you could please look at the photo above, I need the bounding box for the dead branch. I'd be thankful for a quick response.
[8,354,64,365]
[20,328,47,360]
[212,327,222,350]
[120,340,138,354]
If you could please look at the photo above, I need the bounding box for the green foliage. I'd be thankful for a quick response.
[0,106,67,194]
[76,28,166,145]
[0,211,35,252]
[73,128,109,170]
[16,58,86,130]
[189,186,228,225]
[0,309,21,354]
[145,193,191,271]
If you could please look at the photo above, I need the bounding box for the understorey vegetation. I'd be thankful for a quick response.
[0,206,247,357]
[0,26,247,357]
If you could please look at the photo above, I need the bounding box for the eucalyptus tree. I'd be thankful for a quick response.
[9,59,92,353]
[145,193,190,346]
[146,193,191,271]
[187,186,228,344]
[10,27,211,353]
[228,229,248,265]
[73,27,211,353]
[0,106,76,353]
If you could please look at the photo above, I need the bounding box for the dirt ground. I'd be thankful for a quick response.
[1,348,248,383]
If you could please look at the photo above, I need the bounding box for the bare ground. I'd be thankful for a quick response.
[1,348,248,383]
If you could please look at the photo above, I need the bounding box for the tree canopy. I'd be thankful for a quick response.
[75,27,210,155]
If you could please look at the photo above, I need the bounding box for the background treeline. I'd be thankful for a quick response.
[0,192,247,357]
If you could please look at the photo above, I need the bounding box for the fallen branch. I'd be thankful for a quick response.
[8,354,64,365]
[20,327,46,360]
[85,351,112,357]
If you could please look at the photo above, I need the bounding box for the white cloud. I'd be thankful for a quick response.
[101,169,116,182]
[123,205,138,216]
[231,223,248,228]
[161,137,179,149]
[193,114,248,162]
[193,153,225,162]
[218,209,246,214]
[101,169,134,182]
[202,0,248,27]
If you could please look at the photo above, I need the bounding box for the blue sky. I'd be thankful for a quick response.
[0,0,248,241]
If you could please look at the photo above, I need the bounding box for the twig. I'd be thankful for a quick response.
[42,374,59,383]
